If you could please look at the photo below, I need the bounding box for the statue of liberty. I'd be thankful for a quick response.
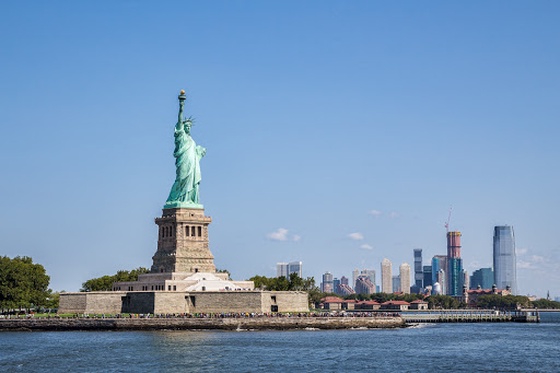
[164,90,206,209]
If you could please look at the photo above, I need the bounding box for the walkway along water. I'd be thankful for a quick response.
[400,309,540,323]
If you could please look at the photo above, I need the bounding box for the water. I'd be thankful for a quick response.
[1,313,559,372]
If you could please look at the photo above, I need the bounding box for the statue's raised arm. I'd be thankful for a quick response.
[176,90,186,131]
[164,90,205,209]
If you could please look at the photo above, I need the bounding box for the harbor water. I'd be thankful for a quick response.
[1,312,559,372]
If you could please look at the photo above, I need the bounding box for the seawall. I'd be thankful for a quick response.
[0,316,405,331]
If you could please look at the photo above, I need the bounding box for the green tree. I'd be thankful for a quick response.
[532,299,560,309]
[0,256,51,311]
[476,294,531,310]
[45,291,60,310]
[426,294,461,309]
[81,267,149,292]
[216,269,232,280]
[248,274,321,306]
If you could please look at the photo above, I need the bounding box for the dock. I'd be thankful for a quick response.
[401,310,540,323]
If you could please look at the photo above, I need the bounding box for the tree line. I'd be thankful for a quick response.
[80,267,150,292]
[3,256,560,313]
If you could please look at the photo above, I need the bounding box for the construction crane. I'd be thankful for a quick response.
[444,206,453,233]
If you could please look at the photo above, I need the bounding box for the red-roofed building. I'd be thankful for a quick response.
[354,300,381,310]
[409,299,429,310]
[380,300,410,311]
[320,296,344,310]
[342,299,358,310]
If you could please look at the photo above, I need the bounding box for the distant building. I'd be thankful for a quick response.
[276,262,289,278]
[336,283,355,296]
[470,268,493,290]
[465,284,512,308]
[352,269,360,290]
[432,255,448,294]
[276,261,303,278]
[423,265,433,287]
[447,232,463,296]
[333,278,340,293]
[463,270,469,291]
[288,261,303,278]
[435,270,446,295]
[392,275,400,293]
[355,275,376,295]
[493,226,517,294]
[448,257,464,296]
[400,262,411,294]
[413,249,423,289]
[321,271,334,293]
[432,282,443,295]
[340,276,349,286]
[381,258,393,293]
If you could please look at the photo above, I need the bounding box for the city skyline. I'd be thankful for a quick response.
[2,2,559,298]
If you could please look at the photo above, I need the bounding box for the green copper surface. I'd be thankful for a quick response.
[164,91,205,209]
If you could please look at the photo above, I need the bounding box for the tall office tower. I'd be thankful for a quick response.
[447,231,462,258]
[288,261,303,278]
[276,261,303,278]
[413,249,423,289]
[470,268,494,289]
[463,270,469,291]
[400,262,411,294]
[448,257,464,296]
[353,269,376,289]
[355,275,376,295]
[381,258,393,293]
[392,275,400,293]
[340,276,349,286]
[423,265,433,287]
[446,231,463,296]
[493,226,517,294]
[432,255,448,288]
[352,269,360,290]
[321,271,334,293]
[362,269,376,288]
[333,278,340,292]
[276,262,289,278]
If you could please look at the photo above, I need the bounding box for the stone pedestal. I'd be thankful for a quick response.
[151,208,216,273]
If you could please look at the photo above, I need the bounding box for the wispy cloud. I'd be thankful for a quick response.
[348,232,364,241]
[466,260,492,270]
[517,249,558,271]
[389,212,399,219]
[360,244,373,250]
[266,228,300,242]
[368,210,382,217]
[267,228,288,241]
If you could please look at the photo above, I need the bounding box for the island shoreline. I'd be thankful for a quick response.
[0,316,406,332]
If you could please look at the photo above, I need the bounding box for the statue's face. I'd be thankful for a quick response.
[184,121,191,133]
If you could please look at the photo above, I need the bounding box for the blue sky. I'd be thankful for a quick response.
[1,1,559,297]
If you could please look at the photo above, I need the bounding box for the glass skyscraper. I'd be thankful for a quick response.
[493,226,517,294]
[470,267,494,289]
[413,249,423,289]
